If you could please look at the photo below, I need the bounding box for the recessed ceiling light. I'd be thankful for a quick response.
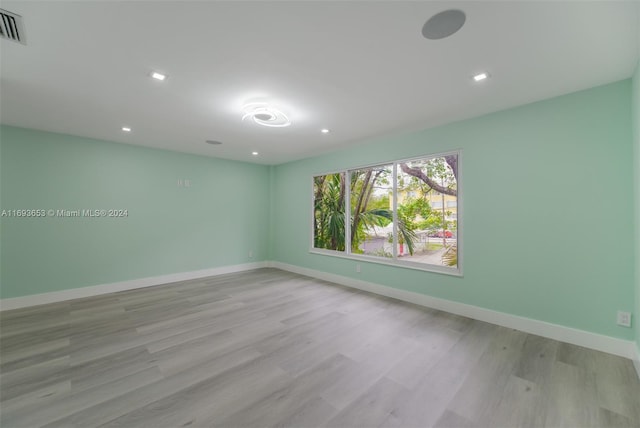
[122,127,131,132]
[321,129,330,134]
[252,151,259,156]
[151,72,166,81]
[473,72,489,82]
[242,103,291,128]
[422,9,466,40]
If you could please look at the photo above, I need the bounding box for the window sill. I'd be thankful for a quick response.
[309,248,463,277]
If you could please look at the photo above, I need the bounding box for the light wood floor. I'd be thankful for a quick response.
[1,268,639,428]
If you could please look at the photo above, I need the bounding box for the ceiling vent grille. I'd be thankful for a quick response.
[0,9,26,45]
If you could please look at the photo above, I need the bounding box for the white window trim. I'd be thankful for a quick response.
[310,150,463,277]
[346,170,351,255]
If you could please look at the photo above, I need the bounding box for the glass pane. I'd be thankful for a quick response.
[396,155,458,268]
[349,164,393,258]
[313,173,346,251]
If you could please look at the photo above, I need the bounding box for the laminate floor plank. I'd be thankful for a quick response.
[384,336,459,390]
[433,410,475,428]
[2,366,164,428]
[481,374,542,428]
[101,355,292,428]
[0,355,70,401]
[596,371,640,423]
[319,345,412,412]
[0,380,71,416]
[542,361,600,428]
[216,353,352,428]
[598,407,639,428]
[135,301,248,336]
[0,314,70,338]
[151,329,238,376]
[513,333,559,385]
[278,312,411,377]
[445,327,529,422]
[68,345,158,393]
[272,395,338,428]
[0,322,71,350]
[389,321,497,427]
[324,376,409,428]
[557,342,640,423]
[42,346,264,428]
[1,268,638,428]
[0,337,70,372]
[68,330,151,366]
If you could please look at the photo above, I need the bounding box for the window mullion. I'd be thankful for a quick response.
[345,170,351,255]
[392,163,398,260]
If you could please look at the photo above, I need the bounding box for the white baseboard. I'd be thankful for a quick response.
[0,262,268,311]
[270,261,638,361]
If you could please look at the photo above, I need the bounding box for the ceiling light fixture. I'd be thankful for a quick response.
[242,102,291,128]
[252,151,259,156]
[473,72,489,82]
[151,72,166,81]
[321,129,330,134]
[122,126,131,132]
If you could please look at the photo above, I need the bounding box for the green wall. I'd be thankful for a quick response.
[272,80,635,340]
[0,126,270,298]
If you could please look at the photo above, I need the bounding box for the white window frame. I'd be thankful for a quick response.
[310,150,463,277]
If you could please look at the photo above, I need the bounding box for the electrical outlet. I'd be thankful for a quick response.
[616,311,631,327]
[248,250,253,258]
[356,264,361,273]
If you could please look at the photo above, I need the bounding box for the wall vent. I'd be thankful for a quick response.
[0,9,26,45]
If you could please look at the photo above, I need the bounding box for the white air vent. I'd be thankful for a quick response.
[0,9,26,45]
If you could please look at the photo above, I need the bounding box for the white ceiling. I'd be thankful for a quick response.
[1,1,638,165]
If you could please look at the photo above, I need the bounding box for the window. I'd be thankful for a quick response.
[312,151,461,274]
[350,164,393,258]
[313,172,346,251]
